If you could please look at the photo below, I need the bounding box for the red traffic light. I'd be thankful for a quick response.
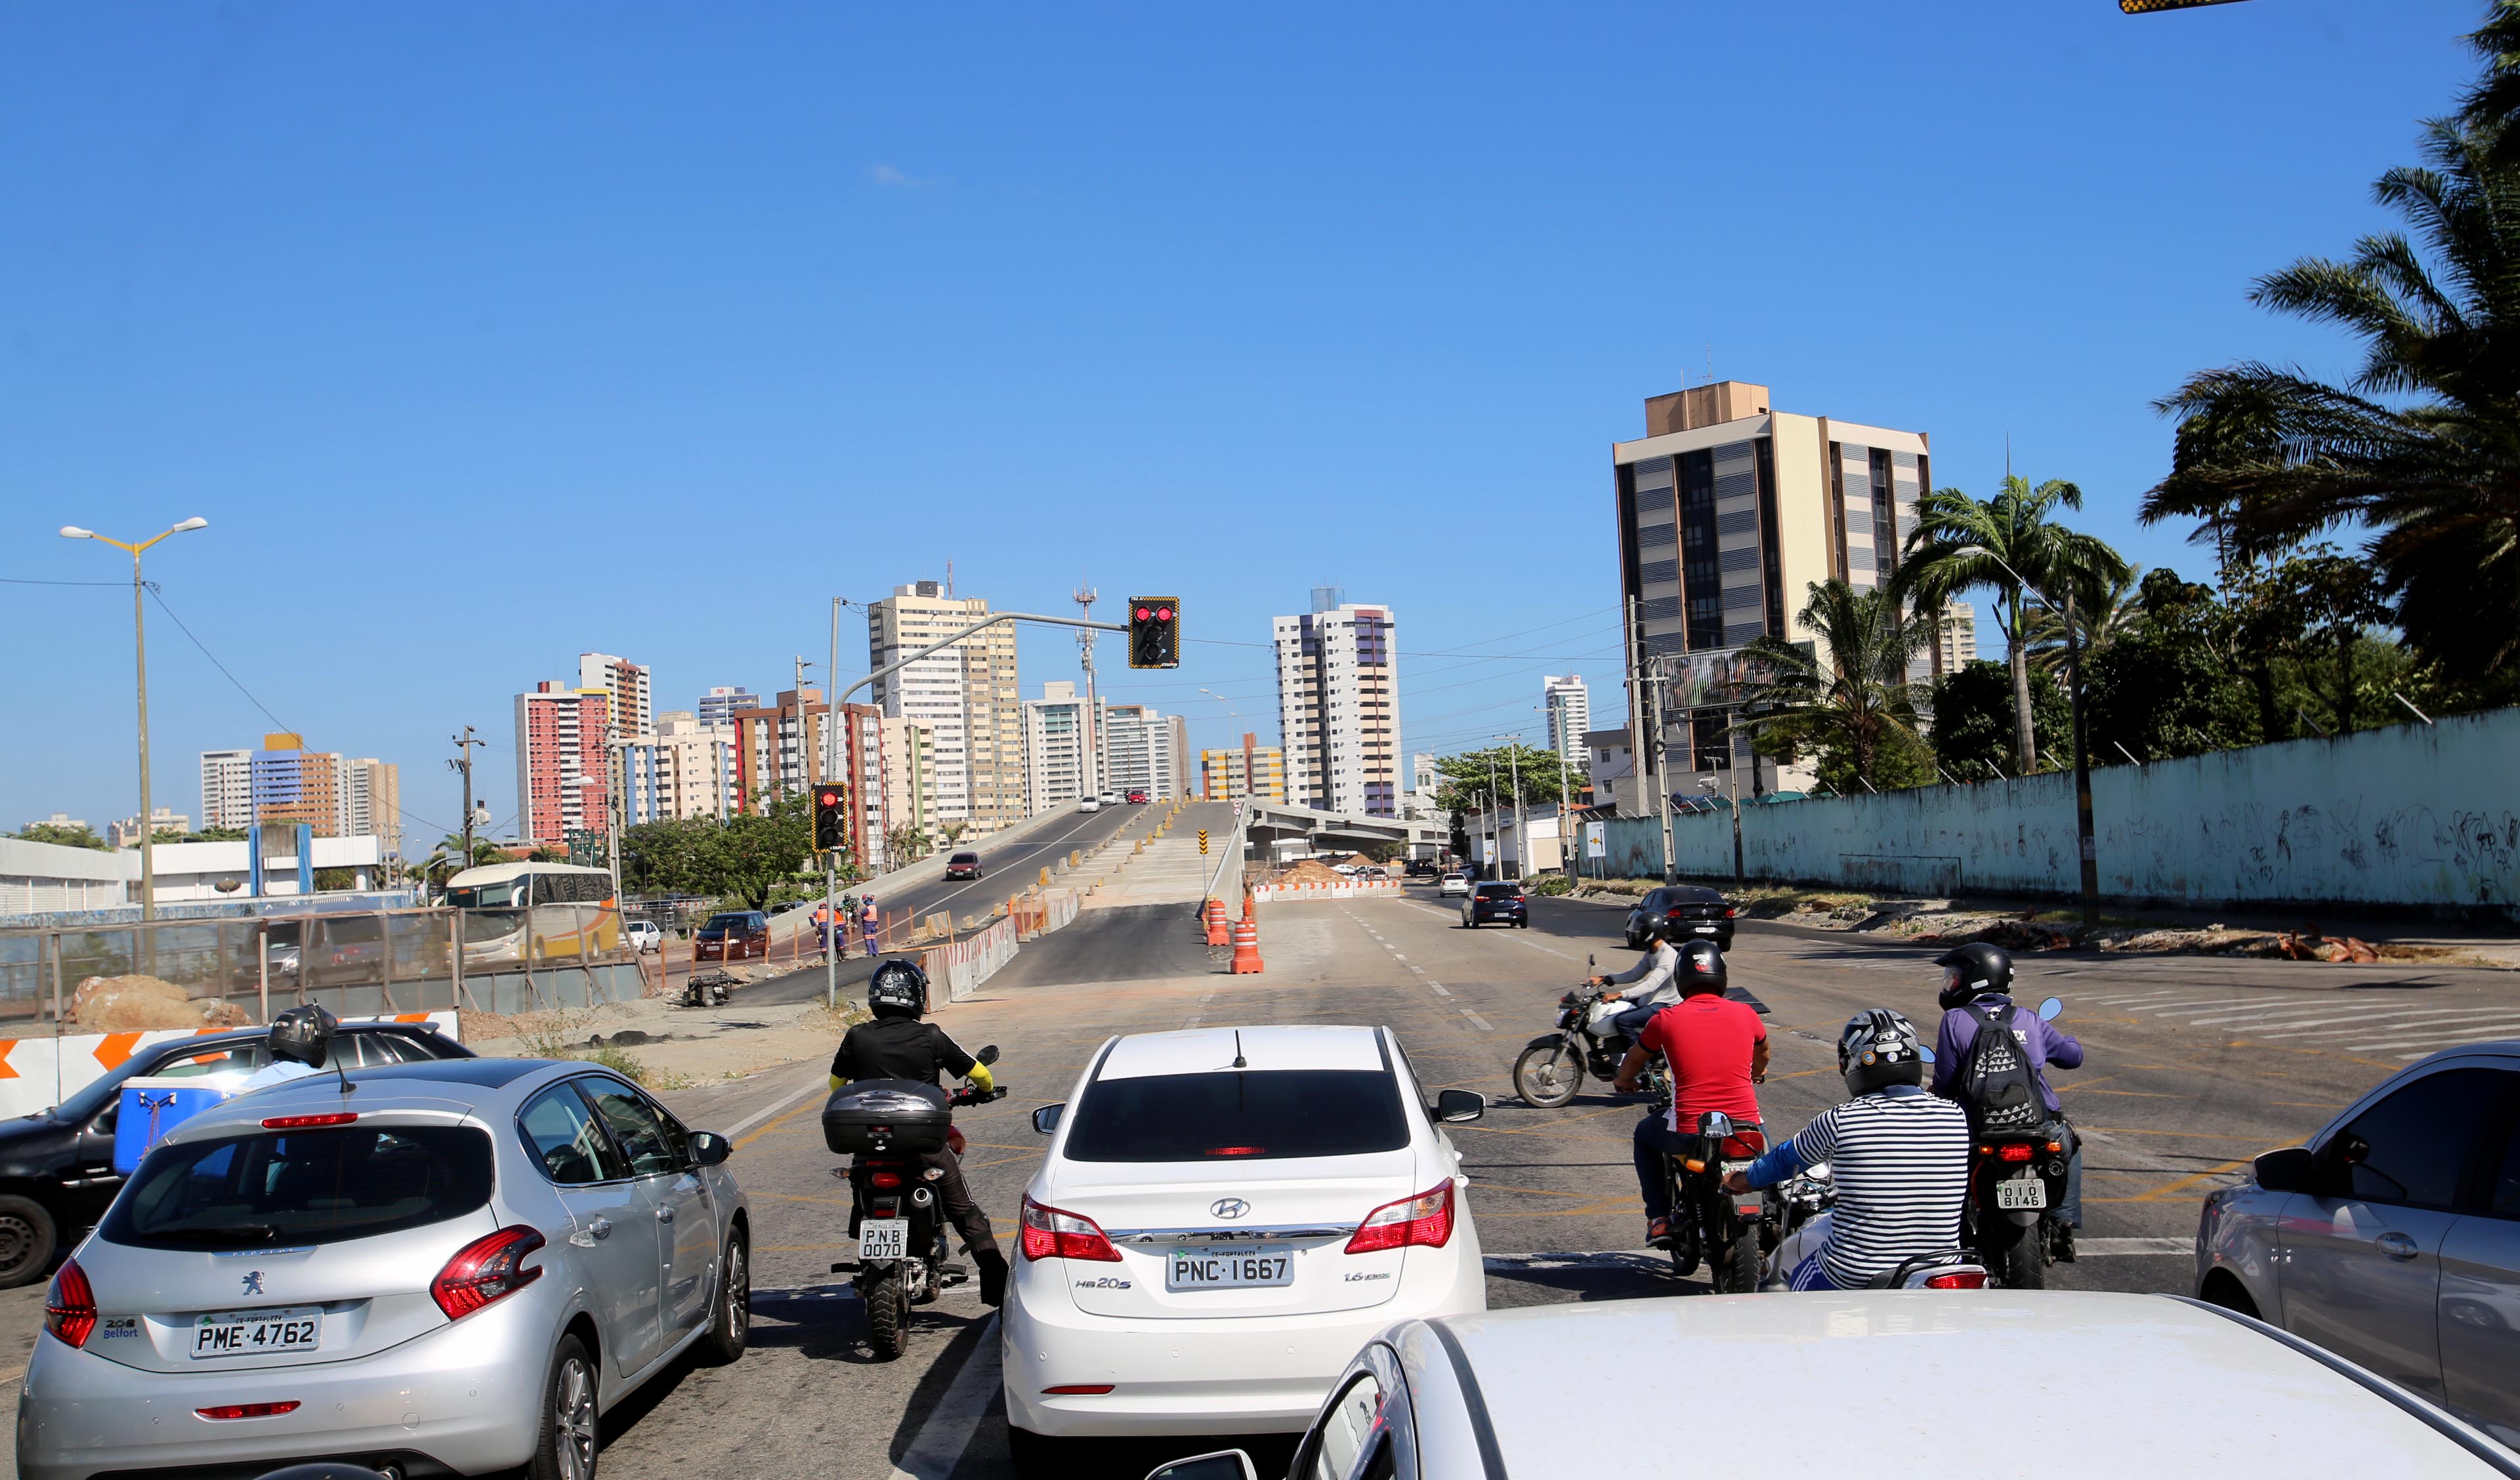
[818,790,840,806]
[1135,607,1150,621]
[1156,607,1171,621]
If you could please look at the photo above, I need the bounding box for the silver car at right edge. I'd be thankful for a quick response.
[16,1057,751,1480]
[2197,1042,2520,1447]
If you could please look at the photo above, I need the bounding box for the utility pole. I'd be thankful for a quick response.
[2063,584,2100,928]
[1075,583,1099,805]
[1622,596,1652,881]
[450,727,484,876]
[1649,663,1677,884]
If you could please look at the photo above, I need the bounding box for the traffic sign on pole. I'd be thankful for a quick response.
[1199,829,1209,855]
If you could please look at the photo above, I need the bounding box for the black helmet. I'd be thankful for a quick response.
[1837,1008,1925,1096]
[867,958,929,1018]
[268,1003,338,1069]
[1934,942,2015,1012]
[1674,939,1727,995]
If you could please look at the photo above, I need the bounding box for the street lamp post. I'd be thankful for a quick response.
[1957,545,2099,929]
[60,517,209,921]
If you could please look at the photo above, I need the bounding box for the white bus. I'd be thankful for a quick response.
[445,861,620,964]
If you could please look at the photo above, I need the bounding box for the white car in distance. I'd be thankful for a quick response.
[1002,1025,1486,1470]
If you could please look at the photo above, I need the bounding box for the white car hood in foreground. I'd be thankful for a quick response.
[1436,1292,2511,1478]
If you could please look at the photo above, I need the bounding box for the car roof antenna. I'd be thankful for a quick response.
[1231,1029,1248,1069]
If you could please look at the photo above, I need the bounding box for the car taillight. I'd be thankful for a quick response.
[262,1113,358,1129]
[1041,1384,1114,1395]
[1018,1196,1121,1262]
[1725,906,1740,918]
[1996,1143,2036,1163]
[1923,1269,1988,1289]
[196,1402,301,1420]
[432,1225,546,1320]
[1347,1181,1456,1254]
[43,1258,96,1348]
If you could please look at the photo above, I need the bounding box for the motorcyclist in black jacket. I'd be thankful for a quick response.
[830,959,1008,1305]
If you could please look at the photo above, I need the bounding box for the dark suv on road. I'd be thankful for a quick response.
[1462,880,1530,928]
[1623,885,1738,950]
[0,1020,472,1288]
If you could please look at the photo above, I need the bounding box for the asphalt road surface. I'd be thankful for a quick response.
[2,882,2507,1480]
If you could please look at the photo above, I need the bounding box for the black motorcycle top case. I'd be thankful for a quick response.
[823,1078,952,1154]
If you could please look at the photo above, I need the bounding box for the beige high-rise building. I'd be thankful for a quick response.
[578,653,654,742]
[1936,601,1979,671]
[868,581,1022,829]
[1272,589,1401,815]
[200,739,397,849]
[1022,682,1089,815]
[1614,381,1931,796]
[624,712,740,822]
[1202,734,1287,805]
[345,760,401,853]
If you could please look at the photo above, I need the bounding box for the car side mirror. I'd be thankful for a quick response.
[688,1131,732,1166]
[1435,1089,1486,1124]
[2038,997,2063,1021]
[1032,1103,1064,1136]
[2254,1146,2315,1195]
[1144,1453,1257,1480]
[976,1044,1001,1067]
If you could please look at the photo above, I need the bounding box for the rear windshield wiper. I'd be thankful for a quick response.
[152,1223,282,1246]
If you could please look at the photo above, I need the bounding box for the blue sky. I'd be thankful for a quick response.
[1,0,2488,844]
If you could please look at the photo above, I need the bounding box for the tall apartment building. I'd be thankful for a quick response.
[1021,682,1089,814]
[868,581,1022,829]
[834,701,889,867]
[696,686,759,728]
[578,654,654,743]
[200,750,253,831]
[881,718,938,860]
[1202,734,1287,805]
[1542,675,1591,766]
[1936,601,1979,671]
[515,684,612,849]
[730,689,830,810]
[1614,381,1930,794]
[1101,703,1180,800]
[107,808,192,848]
[1272,590,1401,815]
[1165,714,1191,802]
[201,742,397,847]
[622,711,740,823]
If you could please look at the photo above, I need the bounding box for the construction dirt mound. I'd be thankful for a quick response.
[1272,859,1349,887]
[68,976,254,1031]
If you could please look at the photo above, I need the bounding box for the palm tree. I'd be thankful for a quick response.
[2144,115,2520,673]
[1893,476,2130,774]
[2023,564,2145,677]
[1737,580,1936,792]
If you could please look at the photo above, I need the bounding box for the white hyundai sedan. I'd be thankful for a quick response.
[1002,1025,1486,1461]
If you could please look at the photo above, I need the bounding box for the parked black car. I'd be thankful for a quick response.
[0,1019,472,1287]
[1462,880,1530,928]
[1623,884,1738,949]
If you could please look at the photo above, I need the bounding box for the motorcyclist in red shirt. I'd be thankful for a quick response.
[1611,940,1767,1249]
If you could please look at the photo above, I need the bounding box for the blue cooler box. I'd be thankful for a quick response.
[113,1079,234,1174]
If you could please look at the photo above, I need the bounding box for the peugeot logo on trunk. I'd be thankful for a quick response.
[1210,1198,1250,1220]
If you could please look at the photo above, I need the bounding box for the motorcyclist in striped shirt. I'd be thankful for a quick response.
[1723,1009,1971,1290]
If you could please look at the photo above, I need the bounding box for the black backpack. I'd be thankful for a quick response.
[1956,1001,2043,1133]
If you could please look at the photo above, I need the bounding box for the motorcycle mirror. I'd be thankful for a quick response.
[1917,1044,1936,1065]
[975,1044,1000,1066]
[2038,997,2063,1022]
[1698,1110,1735,1141]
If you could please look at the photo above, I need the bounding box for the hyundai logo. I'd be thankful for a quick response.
[1210,1198,1250,1220]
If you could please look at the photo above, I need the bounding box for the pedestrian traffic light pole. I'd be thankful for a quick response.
[828,611,1131,712]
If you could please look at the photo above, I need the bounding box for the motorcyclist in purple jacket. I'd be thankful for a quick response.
[1930,942,2086,1262]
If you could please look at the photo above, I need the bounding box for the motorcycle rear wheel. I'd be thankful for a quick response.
[1983,1218,2047,1290]
[1511,1042,1585,1108]
[865,1265,909,1360]
[1715,1231,1760,1294]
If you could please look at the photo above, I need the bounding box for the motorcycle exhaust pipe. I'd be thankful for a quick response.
[911,1185,935,1208]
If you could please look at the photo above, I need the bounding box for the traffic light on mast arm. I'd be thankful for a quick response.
[813,784,847,852]
[1129,596,1180,669]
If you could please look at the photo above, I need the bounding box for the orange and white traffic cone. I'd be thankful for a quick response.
[1228,914,1265,974]
[1204,897,1229,946]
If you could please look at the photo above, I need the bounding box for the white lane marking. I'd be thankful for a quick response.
[2150,1002,2353,1021]
[1460,1010,1494,1032]
[887,1311,1003,1480]
[1393,954,1407,962]
[1427,982,1453,997]
[723,1074,827,1139]
[2086,991,2213,1006]
[1408,965,1426,975]
[2248,1008,2520,1038]
[2073,1237,2192,1256]
[2354,1023,2520,1052]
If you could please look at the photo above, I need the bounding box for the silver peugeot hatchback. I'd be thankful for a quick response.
[15,1057,751,1480]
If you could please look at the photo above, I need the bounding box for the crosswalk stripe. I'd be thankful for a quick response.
[2250,1009,2520,1039]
